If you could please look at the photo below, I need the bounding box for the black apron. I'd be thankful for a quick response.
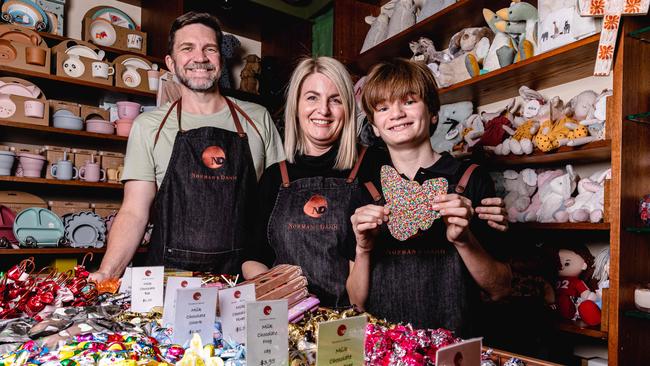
[361,164,480,337]
[267,147,368,308]
[146,98,260,274]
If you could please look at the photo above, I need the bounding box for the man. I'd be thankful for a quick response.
[91,12,284,281]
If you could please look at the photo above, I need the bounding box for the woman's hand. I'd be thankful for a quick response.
[476,197,509,232]
[351,204,389,254]
[432,193,474,244]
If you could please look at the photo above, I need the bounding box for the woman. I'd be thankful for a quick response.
[346,59,512,336]
[242,57,362,307]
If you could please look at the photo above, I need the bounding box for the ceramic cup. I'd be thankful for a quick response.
[127,34,143,49]
[117,101,141,119]
[117,165,124,181]
[25,46,46,66]
[107,168,119,182]
[23,100,44,118]
[17,153,45,178]
[147,70,159,91]
[79,162,106,182]
[91,62,114,79]
[51,160,78,180]
[115,119,133,137]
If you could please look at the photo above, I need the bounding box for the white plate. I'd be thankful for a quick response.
[121,57,151,70]
[0,82,42,98]
[89,18,116,47]
[4,2,43,28]
[65,45,102,60]
[122,69,141,88]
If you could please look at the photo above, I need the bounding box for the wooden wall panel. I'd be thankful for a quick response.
[332,0,377,68]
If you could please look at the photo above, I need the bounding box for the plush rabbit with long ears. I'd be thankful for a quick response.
[566,168,611,223]
[537,165,578,223]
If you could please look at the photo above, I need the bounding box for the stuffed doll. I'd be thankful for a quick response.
[566,168,611,223]
[414,0,456,22]
[386,0,417,39]
[409,37,451,64]
[497,86,548,155]
[494,1,538,61]
[430,101,473,153]
[592,248,610,309]
[478,99,516,148]
[520,168,565,222]
[360,5,391,53]
[430,27,493,87]
[482,8,517,73]
[503,168,537,223]
[537,164,577,223]
[533,96,572,153]
[561,89,612,147]
[555,246,601,326]
[453,114,485,153]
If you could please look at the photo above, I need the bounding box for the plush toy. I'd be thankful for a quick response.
[430,101,473,153]
[409,37,451,64]
[430,27,493,87]
[496,86,548,155]
[239,54,261,94]
[386,0,417,39]
[537,164,577,223]
[482,8,517,72]
[453,114,484,153]
[592,248,610,309]
[555,246,601,326]
[414,0,456,22]
[495,1,538,61]
[519,169,564,222]
[502,169,537,223]
[566,168,611,223]
[561,89,612,147]
[360,6,391,53]
[478,100,516,148]
[532,96,571,152]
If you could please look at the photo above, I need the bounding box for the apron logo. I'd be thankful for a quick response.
[193,292,201,301]
[145,270,152,277]
[201,145,227,169]
[303,194,328,218]
[337,324,347,336]
[263,305,272,316]
[181,280,188,288]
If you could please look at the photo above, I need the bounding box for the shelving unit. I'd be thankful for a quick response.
[0,176,122,189]
[0,247,148,255]
[333,1,650,364]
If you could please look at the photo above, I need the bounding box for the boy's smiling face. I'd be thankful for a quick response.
[371,94,437,149]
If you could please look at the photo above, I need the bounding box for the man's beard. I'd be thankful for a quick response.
[175,62,220,92]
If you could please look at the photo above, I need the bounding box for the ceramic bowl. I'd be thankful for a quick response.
[116,101,141,119]
[86,119,114,134]
[115,118,133,137]
[0,150,15,175]
[89,18,117,47]
[53,114,83,130]
[17,152,45,178]
[0,39,17,63]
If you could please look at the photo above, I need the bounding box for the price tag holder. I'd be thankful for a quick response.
[435,338,482,366]
[316,315,366,366]
[162,276,202,326]
[130,266,164,313]
[218,283,256,344]
[172,287,218,346]
[246,300,289,366]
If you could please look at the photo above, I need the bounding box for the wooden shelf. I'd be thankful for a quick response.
[556,320,608,339]
[0,64,156,98]
[625,227,650,233]
[39,32,165,65]
[485,140,611,167]
[0,176,122,189]
[511,222,611,231]
[0,247,147,255]
[0,120,127,142]
[438,34,600,105]
[351,0,512,73]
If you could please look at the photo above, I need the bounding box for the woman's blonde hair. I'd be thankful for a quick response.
[284,56,357,170]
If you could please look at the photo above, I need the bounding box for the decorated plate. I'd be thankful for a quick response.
[0,96,17,118]
[65,45,103,60]
[2,0,48,29]
[90,7,136,30]
[122,68,141,88]
[121,57,151,70]
[88,18,116,47]
[64,211,106,248]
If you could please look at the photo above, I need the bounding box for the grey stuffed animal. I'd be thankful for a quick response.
[414,0,457,22]
[430,101,474,153]
[386,0,417,39]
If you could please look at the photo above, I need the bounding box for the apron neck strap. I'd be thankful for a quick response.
[154,98,181,147]
[225,98,246,138]
[346,145,368,183]
[363,181,382,202]
[279,161,290,187]
[229,100,263,140]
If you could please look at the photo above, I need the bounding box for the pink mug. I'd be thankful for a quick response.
[79,162,106,182]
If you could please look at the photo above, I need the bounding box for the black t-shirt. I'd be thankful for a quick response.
[243,146,350,266]
[345,148,502,335]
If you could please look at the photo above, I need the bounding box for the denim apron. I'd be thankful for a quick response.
[361,164,480,336]
[146,98,259,274]
[267,147,368,307]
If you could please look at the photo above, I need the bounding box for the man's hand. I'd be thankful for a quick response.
[88,270,112,283]
[432,193,474,244]
[476,197,508,232]
[351,204,389,254]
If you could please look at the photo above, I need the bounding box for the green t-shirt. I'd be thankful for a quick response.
[122,98,285,186]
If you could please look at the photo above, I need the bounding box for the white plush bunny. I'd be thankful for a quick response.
[537,165,578,223]
[360,6,392,53]
[566,168,611,223]
[503,168,537,223]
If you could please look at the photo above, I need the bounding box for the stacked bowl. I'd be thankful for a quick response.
[115,101,141,137]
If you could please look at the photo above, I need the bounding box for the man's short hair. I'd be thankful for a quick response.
[361,58,440,126]
[168,12,223,55]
